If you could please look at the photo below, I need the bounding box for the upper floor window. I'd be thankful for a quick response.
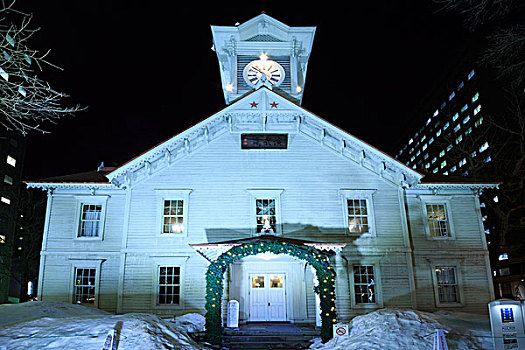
[247,189,283,235]
[340,189,376,236]
[468,69,475,80]
[420,197,455,240]
[3,175,12,185]
[1,197,10,205]
[79,204,102,237]
[472,92,479,102]
[156,190,192,236]
[74,195,109,240]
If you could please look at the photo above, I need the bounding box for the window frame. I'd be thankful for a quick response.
[349,260,383,309]
[151,256,188,310]
[247,189,284,235]
[73,195,109,241]
[340,189,377,237]
[68,259,103,307]
[155,189,192,237]
[429,260,464,307]
[420,196,456,240]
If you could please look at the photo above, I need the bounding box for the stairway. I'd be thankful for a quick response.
[221,323,320,350]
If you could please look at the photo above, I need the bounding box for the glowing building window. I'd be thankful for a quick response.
[480,142,489,153]
[426,204,449,237]
[353,265,376,304]
[449,92,455,100]
[256,198,277,233]
[6,155,15,167]
[439,150,445,158]
[443,122,449,130]
[459,158,467,167]
[447,144,453,152]
[433,110,439,117]
[452,113,459,122]
[433,168,438,174]
[499,253,509,261]
[472,92,479,102]
[73,268,96,304]
[0,234,5,243]
[441,160,447,169]
[474,105,481,115]
[455,135,463,144]
[436,130,442,137]
[468,70,475,80]
[157,266,181,305]
[163,200,184,234]
[432,157,437,164]
[450,166,457,173]
[475,117,483,127]
[1,197,10,205]
[435,267,460,303]
[454,124,461,133]
[347,199,369,234]
[422,144,427,151]
[429,137,434,145]
[463,116,470,124]
[461,104,468,113]
[3,175,12,185]
[458,81,464,90]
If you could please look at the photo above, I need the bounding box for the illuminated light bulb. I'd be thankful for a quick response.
[225,83,234,93]
[296,86,302,93]
[259,53,268,61]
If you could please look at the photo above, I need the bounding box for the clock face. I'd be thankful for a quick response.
[243,60,285,88]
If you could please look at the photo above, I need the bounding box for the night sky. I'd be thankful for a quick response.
[15,1,471,180]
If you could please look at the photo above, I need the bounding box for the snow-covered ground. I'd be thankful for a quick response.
[0,302,493,349]
[0,301,210,349]
[309,308,493,350]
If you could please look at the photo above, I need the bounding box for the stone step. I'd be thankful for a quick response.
[221,332,319,349]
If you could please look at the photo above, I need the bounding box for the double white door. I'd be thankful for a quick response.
[249,273,286,321]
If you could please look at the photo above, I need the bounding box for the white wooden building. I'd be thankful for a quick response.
[27,14,496,324]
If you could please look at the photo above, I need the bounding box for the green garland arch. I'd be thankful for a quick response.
[204,239,337,345]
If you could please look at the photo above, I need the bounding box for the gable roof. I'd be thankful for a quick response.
[98,87,423,189]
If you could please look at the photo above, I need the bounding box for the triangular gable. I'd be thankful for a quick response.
[106,87,423,189]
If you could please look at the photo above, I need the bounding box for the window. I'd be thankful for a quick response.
[455,135,463,144]
[440,160,447,169]
[3,175,12,185]
[157,266,181,305]
[340,190,376,236]
[474,105,481,115]
[434,266,460,304]
[449,92,455,100]
[443,122,449,130]
[463,116,470,124]
[248,189,283,235]
[428,137,434,145]
[458,81,464,90]
[74,196,108,240]
[78,204,102,237]
[468,69,475,80]
[475,117,483,127]
[459,158,466,167]
[353,266,376,304]
[436,129,442,137]
[0,234,5,243]
[156,190,191,236]
[73,268,96,304]
[256,199,277,233]
[480,142,489,153]
[439,150,445,158]
[420,196,455,240]
[163,200,184,234]
[1,197,10,205]
[472,92,479,102]
[433,110,439,117]
[6,155,15,167]
[422,143,427,151]
[461,104,468,113]
[452,113,459,122]
[453,124,461,133]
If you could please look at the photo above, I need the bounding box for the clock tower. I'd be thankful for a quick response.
[211,14,316,105]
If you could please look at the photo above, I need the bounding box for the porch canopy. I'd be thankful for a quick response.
[189,234,346,262]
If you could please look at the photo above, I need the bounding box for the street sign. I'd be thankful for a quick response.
[433,329,448,350]
[333,323,348,338]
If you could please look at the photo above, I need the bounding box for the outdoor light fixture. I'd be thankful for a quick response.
[259,53,268,61]
[225,83,234,93]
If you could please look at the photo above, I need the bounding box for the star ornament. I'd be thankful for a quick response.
[250,101,258,108]
[270,101,279,108]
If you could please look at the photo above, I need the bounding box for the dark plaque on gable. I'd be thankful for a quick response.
[241,134,288,149]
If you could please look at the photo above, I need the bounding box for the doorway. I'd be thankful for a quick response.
[249,273,287,321]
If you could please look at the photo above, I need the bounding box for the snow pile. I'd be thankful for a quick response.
[309,308,492,350]
[0,301,110,325]
[169,312,206,333]
[0,302,210,349]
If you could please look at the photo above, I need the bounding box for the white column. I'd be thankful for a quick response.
[334,252,350,322]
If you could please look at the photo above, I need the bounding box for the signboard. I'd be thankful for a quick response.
[227,300,239,328]
[333,323,348,338]
[488,300,525,350]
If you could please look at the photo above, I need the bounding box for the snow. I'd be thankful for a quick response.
[0,301,210,349]
[309,308,493,350]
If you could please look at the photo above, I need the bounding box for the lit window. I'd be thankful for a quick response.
[347,199,370,234]
[426,204,450,237]
[409,138,413,145]
[425,163,430,169]
[465,127,472,135]
[6,155,15,167]
[484,156,491,163]
[450,166,457,173]
[443,171,448,175]
[472,92,479,102]
[449,92,455,100]
[1,197,10,205]
[455,135,463,144]
[256,199,277,233]
[421,135,426,142]
[493,196,499,203]
[461,104,468,113]
[157,266,181,305]
[435,266,460,303]
[416,150,421,157]
[0,234,5,243]
[426,118,431,126]
[479,142,489,153]
[78,204,102,237]
[433,168,438,174]
[468,69,475,80]
[472,151,477,158]
[163,200,184,234]
[424,154,429,160]
[498,253,509,261]
[433,110,439,117]
[409,148,414,154]
[411,156,415,162]
[439,150,445,157]
[431,157,437,164]
[422,144,427,151]
[3,175,12,185]
[440,101,446,109]
[447,144,453,152]
[441,160,447,169]
[429,137,434,145]
[443,122,449,130]
[474,105,481,115]
[353,266,376,304]
[475,117,483,127]
[452,113,459,122]
[463,116,470,124]
[459,158,466,167]
[73,268,96,304]
[436,130,442,137]
[458,81,464,90]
